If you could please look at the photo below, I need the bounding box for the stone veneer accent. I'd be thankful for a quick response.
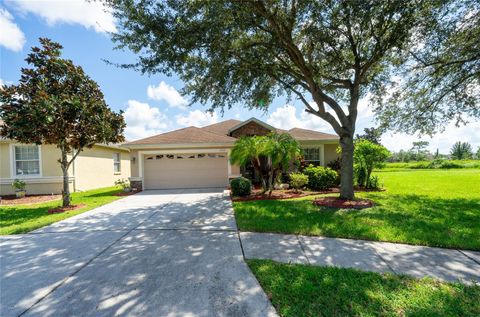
[130,180,143,191]
[229,121,272,138]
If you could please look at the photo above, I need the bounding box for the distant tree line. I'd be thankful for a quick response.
[388,141,479,162]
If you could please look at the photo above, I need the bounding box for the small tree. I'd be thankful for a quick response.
[354,140,390,188]
[0,38,125,207]
[411,141,430,161]
[476,147,480,160]
[355,127,383,145]
[230,133,301,194]
[450,141,473,160]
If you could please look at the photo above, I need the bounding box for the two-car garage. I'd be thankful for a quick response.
[143,152,229,190]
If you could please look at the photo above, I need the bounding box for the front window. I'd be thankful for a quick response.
[303,148,321,165]
[113,153,121,173]
[14,145,40,176]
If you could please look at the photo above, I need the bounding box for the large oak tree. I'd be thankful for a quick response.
[0,38,125,207]
[106,0,437,199]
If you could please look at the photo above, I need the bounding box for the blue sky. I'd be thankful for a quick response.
[1,0,479,153]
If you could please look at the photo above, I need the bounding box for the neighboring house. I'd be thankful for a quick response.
[0,140,130,196]
[123,117,339,190]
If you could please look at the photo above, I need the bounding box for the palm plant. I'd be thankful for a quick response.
[230,133,301,194]
[450,141,473,160]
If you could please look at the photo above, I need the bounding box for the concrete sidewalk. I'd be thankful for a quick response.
[239,232,480,284]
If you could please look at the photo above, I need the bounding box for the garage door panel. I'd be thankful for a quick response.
[144,154,228,189]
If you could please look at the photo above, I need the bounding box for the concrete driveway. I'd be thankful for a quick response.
[0,189,277,317]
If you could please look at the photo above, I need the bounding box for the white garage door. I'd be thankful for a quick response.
[143,153,229,189]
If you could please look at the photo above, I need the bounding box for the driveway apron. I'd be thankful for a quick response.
[0,189,277,317]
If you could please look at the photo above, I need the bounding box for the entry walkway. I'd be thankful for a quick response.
[240,232,480,284]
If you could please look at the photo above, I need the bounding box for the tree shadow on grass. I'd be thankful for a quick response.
[234,194,480,250]
[248,259,480,317]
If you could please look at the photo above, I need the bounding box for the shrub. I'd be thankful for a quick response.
[12,179,26,191]
[289,173,308,192]
[303,165,338,190]
[230,177,252,196]
[115,178,130,190]
[439,161,463,169]
[367,175,381,190]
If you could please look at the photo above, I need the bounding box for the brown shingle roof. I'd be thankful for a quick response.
[287,128,339,141]
[201,119,242,135]
[125,126,236,145]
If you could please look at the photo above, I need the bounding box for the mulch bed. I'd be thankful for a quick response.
[114,190,142,197]
[232,188,340,202]
[0,194,61,205]
[231,186,383,202]
[312,197,374,209]
[48,203,86,214]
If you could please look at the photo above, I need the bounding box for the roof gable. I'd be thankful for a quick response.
[227,117,275,135]
[201,119,241,135]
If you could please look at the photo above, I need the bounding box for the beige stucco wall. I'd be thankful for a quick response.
[324,143,340,165]
[0,141,130,195]
[74,145,130,191]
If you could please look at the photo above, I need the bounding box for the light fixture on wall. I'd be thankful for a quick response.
[131,157,136,164]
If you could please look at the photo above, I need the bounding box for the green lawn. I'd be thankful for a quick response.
[234,169,480,250]
[0,187,125,235]
[248,259,480,317]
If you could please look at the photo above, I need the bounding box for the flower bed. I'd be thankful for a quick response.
[0,194,61,205]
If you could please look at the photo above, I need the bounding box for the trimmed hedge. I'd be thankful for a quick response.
[303,165,338,190]
[230,177,252,196]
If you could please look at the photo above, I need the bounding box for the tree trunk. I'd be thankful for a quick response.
[339,135,355,199]
[60,149,71,207]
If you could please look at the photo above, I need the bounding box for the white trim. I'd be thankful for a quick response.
[227,149,232,176]
[0,176,74,185]
[9,143,43,178]
[321,144,325,166]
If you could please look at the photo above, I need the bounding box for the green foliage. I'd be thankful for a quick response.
[450,141,473,160]
[107,0,437,200]
[384,160,480,170]
[11,179,26,191]
[0,38,125,207]
[114,178,130,190]
[303,165,338,191]
[234,169,480,250]
[230,177,252,197]
[288,173,308,192]
[230,133,301,193]
[375,0,480,135]
[367,175,381,190]
[248,259,480,317]
[355,127,383,144]
[354,140,390,188]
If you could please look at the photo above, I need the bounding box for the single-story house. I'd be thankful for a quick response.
[123,117,339,190]
[0,140,131,196]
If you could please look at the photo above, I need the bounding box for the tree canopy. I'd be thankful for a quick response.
[374,0,479,135]
[0,38,125,206]
[450,141,473,160]
[106,0,441,199]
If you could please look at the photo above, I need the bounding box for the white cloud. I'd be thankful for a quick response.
[147,81,187,109]
[382,120,480,154]
[123,100,170,140]
[0,8,25,51]
[176,110,218,127]
[267,104,334,132]
[6,0,116,33]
